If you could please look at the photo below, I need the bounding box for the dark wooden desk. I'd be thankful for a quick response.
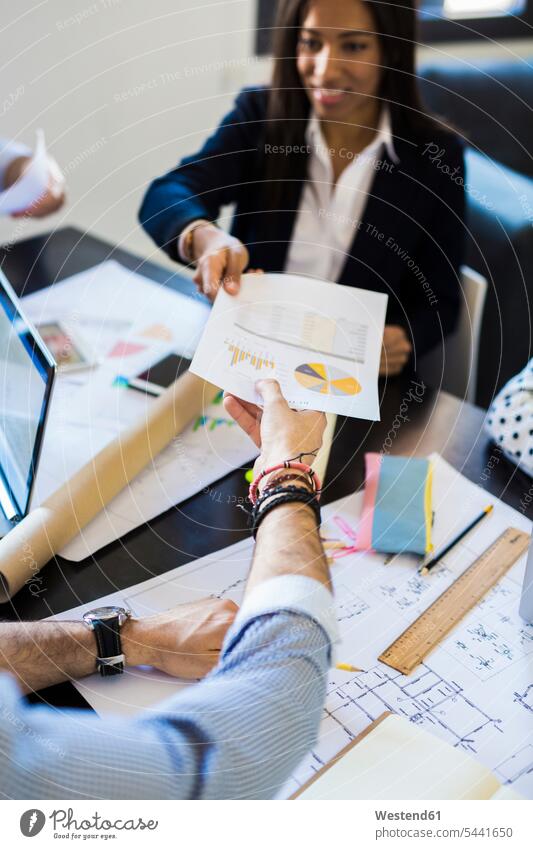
[1,227,531,704]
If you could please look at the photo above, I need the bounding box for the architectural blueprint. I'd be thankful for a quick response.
[57,455,533,798]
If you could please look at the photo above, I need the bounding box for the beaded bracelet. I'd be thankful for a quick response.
[251,489,321,540]
[249,461,321,506]
[252,484,314,519]
[258,470,315,498]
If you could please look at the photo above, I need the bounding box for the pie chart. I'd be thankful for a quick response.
[294,363,361,396]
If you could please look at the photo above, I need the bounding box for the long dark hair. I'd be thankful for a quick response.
[263,0,439,210]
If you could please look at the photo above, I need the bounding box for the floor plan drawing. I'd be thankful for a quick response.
[57,456,532,798]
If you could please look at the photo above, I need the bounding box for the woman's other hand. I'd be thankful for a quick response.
[380,325,412,376]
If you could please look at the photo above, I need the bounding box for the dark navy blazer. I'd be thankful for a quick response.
[139,87,466,357]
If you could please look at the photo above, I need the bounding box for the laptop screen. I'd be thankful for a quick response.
[0,270,55,519]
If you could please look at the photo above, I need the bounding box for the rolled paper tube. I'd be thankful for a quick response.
[0,372,219,601]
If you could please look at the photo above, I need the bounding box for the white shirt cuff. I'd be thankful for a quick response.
[178,218,212,262]
[232,574,339,650]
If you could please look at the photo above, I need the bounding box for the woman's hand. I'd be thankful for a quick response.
[5,155,65,218]
[380,325,412,376]
[122,597,238,680]
[190,223,251,302]
[223,379,326,473]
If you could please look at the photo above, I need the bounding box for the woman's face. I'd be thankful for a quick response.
[296,0,383,123]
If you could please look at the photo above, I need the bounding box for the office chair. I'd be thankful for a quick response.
[417,266,488,404]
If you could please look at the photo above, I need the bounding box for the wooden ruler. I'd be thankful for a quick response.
[379,527,530,675]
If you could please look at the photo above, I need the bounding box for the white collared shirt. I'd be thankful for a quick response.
[285,109,399,283]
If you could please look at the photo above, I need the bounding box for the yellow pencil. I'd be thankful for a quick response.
[322,541,348,550]
[336,663,364,673]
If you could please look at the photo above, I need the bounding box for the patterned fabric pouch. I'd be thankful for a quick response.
[356,454,433,555]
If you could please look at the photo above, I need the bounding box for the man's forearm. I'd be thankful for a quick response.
[0,619,151,694]
[247,501,330,595]
[1,610,331,800]
[0,621,98,694]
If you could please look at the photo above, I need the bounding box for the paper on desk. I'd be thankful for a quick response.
[22,260,210,368]
[0,130,51,214]
[24,261,258,561]
[190,273,388,420]
[55,455,533,799]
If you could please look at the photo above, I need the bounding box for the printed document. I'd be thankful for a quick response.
[190,273,388,420]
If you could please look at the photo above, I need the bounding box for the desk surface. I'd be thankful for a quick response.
[1,226,531,627]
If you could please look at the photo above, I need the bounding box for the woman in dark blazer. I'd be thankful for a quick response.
[140,0,465,376]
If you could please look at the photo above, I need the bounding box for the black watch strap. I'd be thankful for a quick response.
[92,615,124,677]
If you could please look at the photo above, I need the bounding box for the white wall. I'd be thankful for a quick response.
[0,0,261,266]
[1,1,531,267]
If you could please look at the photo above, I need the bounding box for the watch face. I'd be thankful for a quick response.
[85,606,129,622]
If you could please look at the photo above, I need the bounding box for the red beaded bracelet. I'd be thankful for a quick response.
[249,461,322,506]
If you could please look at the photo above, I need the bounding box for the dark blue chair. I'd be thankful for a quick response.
[419,58,533,407]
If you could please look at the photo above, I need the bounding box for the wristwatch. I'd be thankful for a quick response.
[83,606,131,677]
